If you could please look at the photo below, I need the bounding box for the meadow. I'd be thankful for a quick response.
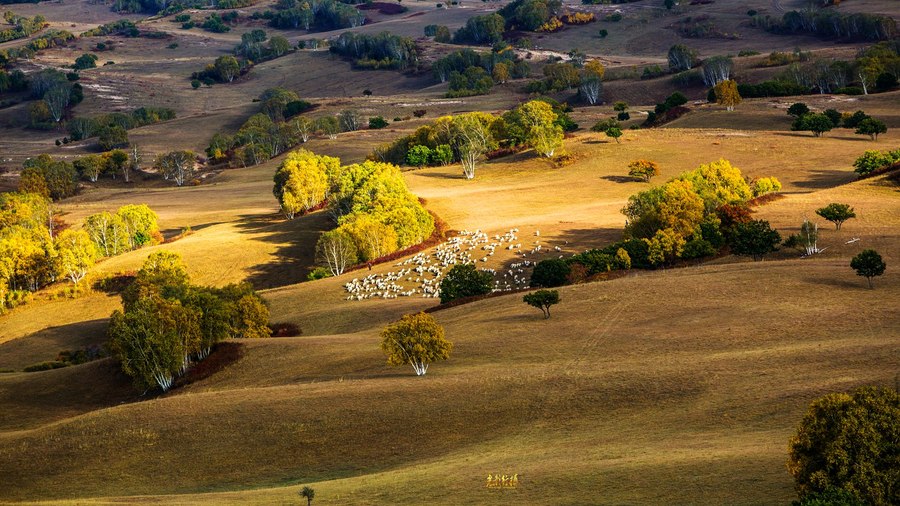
[0,0,898,502]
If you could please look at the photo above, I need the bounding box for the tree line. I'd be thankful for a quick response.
[329,31,418,71]
[0,11,47,43]
[373,99,575,177]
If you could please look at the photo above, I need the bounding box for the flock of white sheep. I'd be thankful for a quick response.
[343,228,568,301]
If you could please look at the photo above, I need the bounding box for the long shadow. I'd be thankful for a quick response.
[233,211,334,290]
[801,276,870,290]
[414,171,464,180]
[602,175,643,184]
[0,318,109,370]
[792,168,857,190]
[160,221,226,241]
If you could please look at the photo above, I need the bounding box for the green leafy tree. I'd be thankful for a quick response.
[855,118,887,141]
[751,177,782,197]
[406,145,433,168]
[850,249,886,289]
[380,312,452,376]
[117,204,159,249]
[97,124,128,151]
[530,258,570,287]
[439,263,492,303]
[730,220,781,261]
[523,289,560,319]
[793,113,834,137]
[787,103,809,117]
[605,126,622,144]
[299,486,315,506]
[451,112,497,180]
[272,149,337,219]
[73,53,98,70]
[815,203,856,230]
[787,386,899,505]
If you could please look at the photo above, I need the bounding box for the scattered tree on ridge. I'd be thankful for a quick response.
[850,249,886,289]
[856,118,887,141]
[523,289,560,319]
[815,203,856,230]
[628,159,660,183]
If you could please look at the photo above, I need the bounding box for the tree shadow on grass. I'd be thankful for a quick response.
[802,276,871,290]
[413,170,465,180]
[0,318,109,370]
[602,175,644,184]
[792,169,857,190]
[234,211,334,290]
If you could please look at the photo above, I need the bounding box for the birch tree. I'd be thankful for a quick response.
[451,112,496,179]
[380,312,452,376]
[315,229,357,276]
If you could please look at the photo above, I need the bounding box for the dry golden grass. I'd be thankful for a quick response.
[1,7,899,502]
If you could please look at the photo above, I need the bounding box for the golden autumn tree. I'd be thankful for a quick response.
[380,312,452,376]
[627,159,660,183]
[714,79,741,111]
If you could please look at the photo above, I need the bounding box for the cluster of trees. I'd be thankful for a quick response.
[67,106,175,143]
[374,99,574,178]
[0,12,47,43]
[0,192,61,309]
[788,386,898,505]
[192,55,245,85]
[496,0,563,32]
[265,0,365,31]
[423,24,451,43]
[0,29,74,69]
[273,149,340,219]
[83,204,161,257]
[24,68,84,127]
[775,56,898,96]
[644,91,688,125]
[525,59,606,105]
[233,29,292,62]
[206,88,317,166]
[433,47,529,97]
[313,156,435,274]
[330,31,417,71]
[19,154,78,200]
[109,251,270,392]
[752,8,896,41]
[853,148,900,177]
[789,104,888,140]
[621,159,781,266]
[451,13,505,45]
[0,67,26,93]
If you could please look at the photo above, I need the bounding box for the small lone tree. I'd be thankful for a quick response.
[605,126,622,144]
[299,486,315,506]
[792,113,833,138]
[815,203,856,230]
[628,159,660,182]
[523,289,560,319]
[850,249,886,289]
[730,220,781,261]
[380,313,452,376]
[439,263,493,303]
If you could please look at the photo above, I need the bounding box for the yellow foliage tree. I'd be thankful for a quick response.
[341,215,399,262]
[644,228,686,266]
[54,229,97,285]
[658,179,705,238]
[492,62,509,84]
[714,79,741,111]
[519,100,564,158]
[273,149,339,219]
[380,312,452,376]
